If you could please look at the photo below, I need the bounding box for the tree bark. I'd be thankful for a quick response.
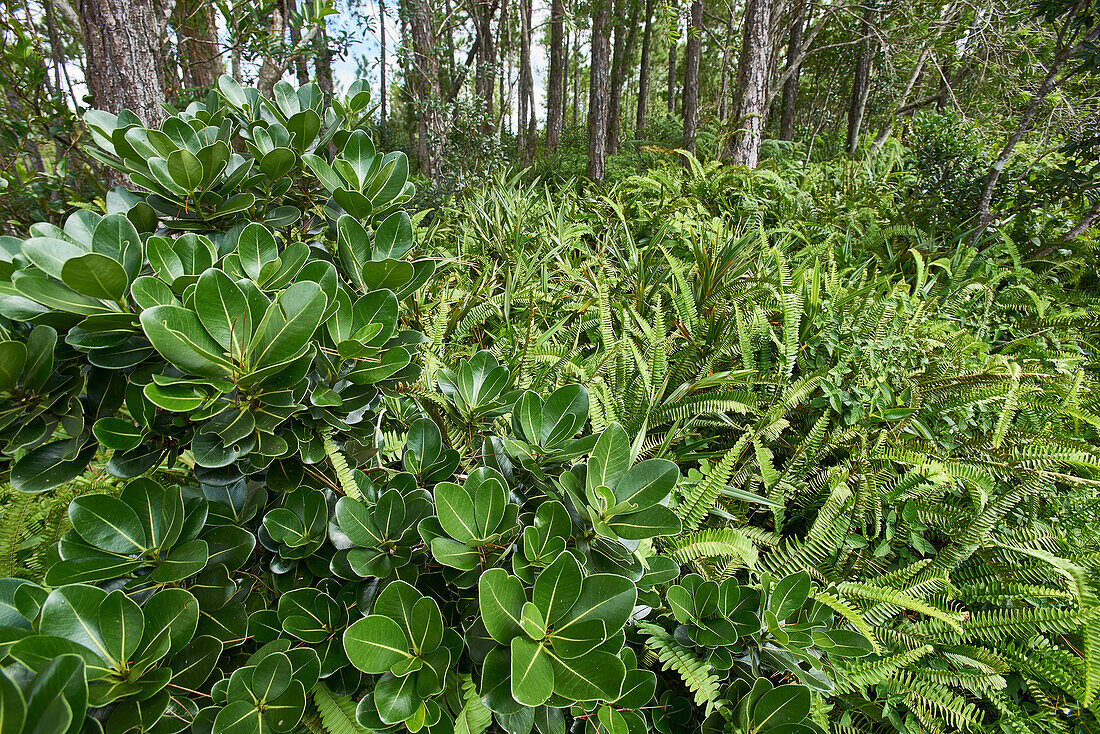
[547,0,565,148]
[79,0,167,127]
[572,20,581,124]
[845,3,876,157]
[608,0,641,155]
[1063,200,1100,240]
[778,2,806,141]
[587,0,612,180]
[680,0,702,156]
[635,0,655,131]
[402,0,443,180]
[518,0,536,163]
[174,0,224,91]
[717,1,735,122]
[724,0,771,167]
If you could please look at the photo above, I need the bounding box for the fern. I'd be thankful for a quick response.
[453,674,492,734]
[637,621,724,713]
[311,683,370,734]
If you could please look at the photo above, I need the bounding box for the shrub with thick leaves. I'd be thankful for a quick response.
[0,80,870,734]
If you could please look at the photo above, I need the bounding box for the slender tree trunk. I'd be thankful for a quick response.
[587,0,612,180]
[403,0,443,180]
[666,28,676,114]
[257,2,287,96]
[869,49,928,156]
[379,0,387,135]
[572,24,581,124]
[724,0,772,166]
[287,0,309,85]
[498,0,509,135]
[547,0,565,148]
[846,3,876,157]
[563,26,570,128]
[1063,201,1100,240]
[636,0,655,130]
[608,0,641,155]
[779,2,806,141]
[680,0,702,156]
[315,27,335,94]
[519,0,535,163]
[717,2,735,122]
[79,0,167,126]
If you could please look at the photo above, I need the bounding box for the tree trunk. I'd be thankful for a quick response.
[680,0,702,156]
[845,3,876,157]
[666,28,676,114]
[379,0,387,131]
[778,2,806,141]
[717,2,734,122]
[287,0,309,85]
[1063,201,1100,240]
[572,22,581,124]
[608,0,641,155]
[174,0,224,91]
[473,0,497,131]
[724,0,771,167]
[869,49,928,156]
[547,0,565,148]
[257,3,287,96]
[315,28,334,94]
[79,0,167,127]
[587,0,611,180]
[636,0,655,131]
[518,0,535,164]
[402,0,443,180]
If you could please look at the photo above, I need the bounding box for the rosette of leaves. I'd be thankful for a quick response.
[4,582,201,725]
[330,479,434,580]
[401,418,459,486]
[343,580,460,730]
[0,324,95,492]
[272,583,357,678]
[666,574,762,649]
[418,466,520,586]
[260,487,331,568]
[303,122,416,222]
[476,552,637,711]
[554,422,682,578]
[435,351,516,443]
[44,479,213,587]
[725,679,819,734]
[199,639,321,734]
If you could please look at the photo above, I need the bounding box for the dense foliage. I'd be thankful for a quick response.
[2,77,1100,734]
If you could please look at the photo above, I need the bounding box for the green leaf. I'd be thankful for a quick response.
[140,305,231,378]
[11,441,98,493]
[546,648,625,702]
[540,385,588,447]
[69,494,148,554]
[0,340,27,392]
[22,236,88,278]
[435,482,477,543]
[374,672,421,725]
[250,281,326,367]
[556,574,636,638]
[195,268,250,355]
[479,568,527,644]
[373,211,414,260]
[769,573,811,621]
[60,252,129,301]
[606,505,682,540]
[750,684,810,732]
[511,638,553,707]
[93,417,143,451]
[610,459,679,511]
[587,424,631,500]
[237,223,279,281]
[97,590,144,666]
[343,615,411,674]
[532,552,582,626]
[167,148,204,190]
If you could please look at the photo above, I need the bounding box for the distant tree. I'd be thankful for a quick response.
[724,0,772,167]
[680,0,702,155]
[587,0,612,179]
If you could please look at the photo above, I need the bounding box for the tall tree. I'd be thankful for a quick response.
[79,0,166,128]
[636,0,656,130]
[587,0,612,180]
[724,0,772,166]
[680,0,702,155]
[518,0,536,163]
[846,3,877,157]
[608,0,641,154]
[572,19,581,124]
[547,0,566,148]
[779,2,807,141]
[402,0,443,180]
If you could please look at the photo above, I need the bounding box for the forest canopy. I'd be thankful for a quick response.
[0,1,1100,734]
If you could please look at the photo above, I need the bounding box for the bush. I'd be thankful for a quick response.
[0,80,857,734]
